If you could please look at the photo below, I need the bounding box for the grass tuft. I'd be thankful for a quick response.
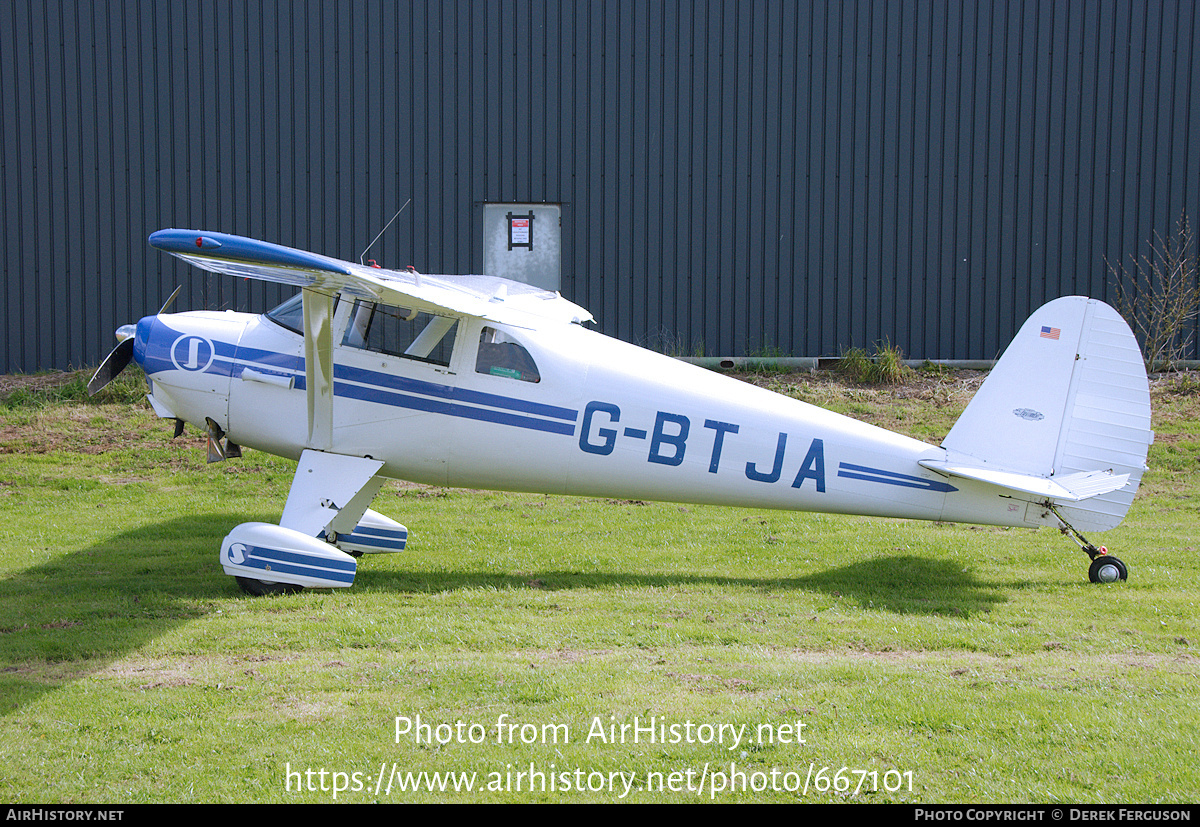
[872,339,912,385]
[835,346,874,384]
[836,341,914,385]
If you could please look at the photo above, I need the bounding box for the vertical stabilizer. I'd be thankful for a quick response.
[939,297,1151,531]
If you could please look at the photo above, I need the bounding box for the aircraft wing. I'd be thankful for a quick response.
[148,229,593,327]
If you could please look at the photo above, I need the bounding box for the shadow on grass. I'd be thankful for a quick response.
[0,515,1007,715]
[359,554,1006,617]
[0,513,242,715]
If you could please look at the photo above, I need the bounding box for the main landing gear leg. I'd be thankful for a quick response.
[1044,502,1128,583]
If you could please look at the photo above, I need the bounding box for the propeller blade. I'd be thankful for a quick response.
[158,285,181,315]
[87,337,135,396]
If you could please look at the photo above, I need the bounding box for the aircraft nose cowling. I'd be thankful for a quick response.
[132,315,157,369]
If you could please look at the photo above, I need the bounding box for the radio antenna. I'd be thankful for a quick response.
[359,198,411,266]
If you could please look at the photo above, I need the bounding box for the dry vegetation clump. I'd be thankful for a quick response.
[0,370,90,398]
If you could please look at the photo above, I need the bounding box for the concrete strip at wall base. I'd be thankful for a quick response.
[679,357,1200,373]
[678,357,996,371]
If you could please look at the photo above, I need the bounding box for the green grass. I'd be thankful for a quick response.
[835,340,915,385]
[0,370,1197,803]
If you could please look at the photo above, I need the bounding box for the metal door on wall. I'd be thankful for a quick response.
[482,204,562,292]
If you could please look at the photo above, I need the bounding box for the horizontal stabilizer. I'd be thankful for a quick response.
[918,460,1130,502]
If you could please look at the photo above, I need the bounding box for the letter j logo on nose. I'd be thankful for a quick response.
[171,335,215,373]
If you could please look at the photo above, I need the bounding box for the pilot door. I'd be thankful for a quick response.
[330,298,464,485]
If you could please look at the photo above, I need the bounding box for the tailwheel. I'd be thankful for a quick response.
[1043,501,1130,585]
[1088,553,1128,584]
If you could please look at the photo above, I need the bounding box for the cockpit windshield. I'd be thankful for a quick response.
[264,293,306,334]
[264,293,342,335]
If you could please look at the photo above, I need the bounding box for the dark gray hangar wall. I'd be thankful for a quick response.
[2,1,1198,373]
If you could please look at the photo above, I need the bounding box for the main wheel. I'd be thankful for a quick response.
[1088,555,1128,583]
[235,576,305,596]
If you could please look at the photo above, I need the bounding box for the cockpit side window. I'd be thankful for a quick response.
[475,327,541,383]
[264,292,339,335]
[342,300,458,367]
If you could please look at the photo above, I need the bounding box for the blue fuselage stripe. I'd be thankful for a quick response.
[140,320,579,437]
[334,381,577,435]
[334,363,577,422]
[837,462,958,493]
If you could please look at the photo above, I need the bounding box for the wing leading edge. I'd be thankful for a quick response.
[148,229,593,328]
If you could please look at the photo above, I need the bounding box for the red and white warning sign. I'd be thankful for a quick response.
[510,217,531,246]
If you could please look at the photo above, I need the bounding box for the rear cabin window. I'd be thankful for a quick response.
[475,327,540,383]
[342,300,458,367]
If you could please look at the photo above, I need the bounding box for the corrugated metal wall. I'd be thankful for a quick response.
[2,0,1198,373]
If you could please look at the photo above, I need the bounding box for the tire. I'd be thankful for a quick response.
[1088,556,1128,584]
[235,576,305,596]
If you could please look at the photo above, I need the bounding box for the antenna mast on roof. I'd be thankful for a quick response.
[359,198,411,266]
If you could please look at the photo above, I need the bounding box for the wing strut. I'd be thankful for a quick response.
[303,288,336,451]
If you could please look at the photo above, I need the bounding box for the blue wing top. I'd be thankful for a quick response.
[150,230,355,282]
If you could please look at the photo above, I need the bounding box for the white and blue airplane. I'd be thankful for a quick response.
[89,229,1152,594]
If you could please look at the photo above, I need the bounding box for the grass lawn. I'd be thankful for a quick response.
[0,367,1196,803]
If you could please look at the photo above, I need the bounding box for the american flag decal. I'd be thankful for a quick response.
[1040,326,1061,340]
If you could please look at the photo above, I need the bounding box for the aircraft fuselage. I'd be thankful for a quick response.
[132,299,1036,531]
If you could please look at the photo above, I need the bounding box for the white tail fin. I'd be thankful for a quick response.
[925,297,1151,531]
